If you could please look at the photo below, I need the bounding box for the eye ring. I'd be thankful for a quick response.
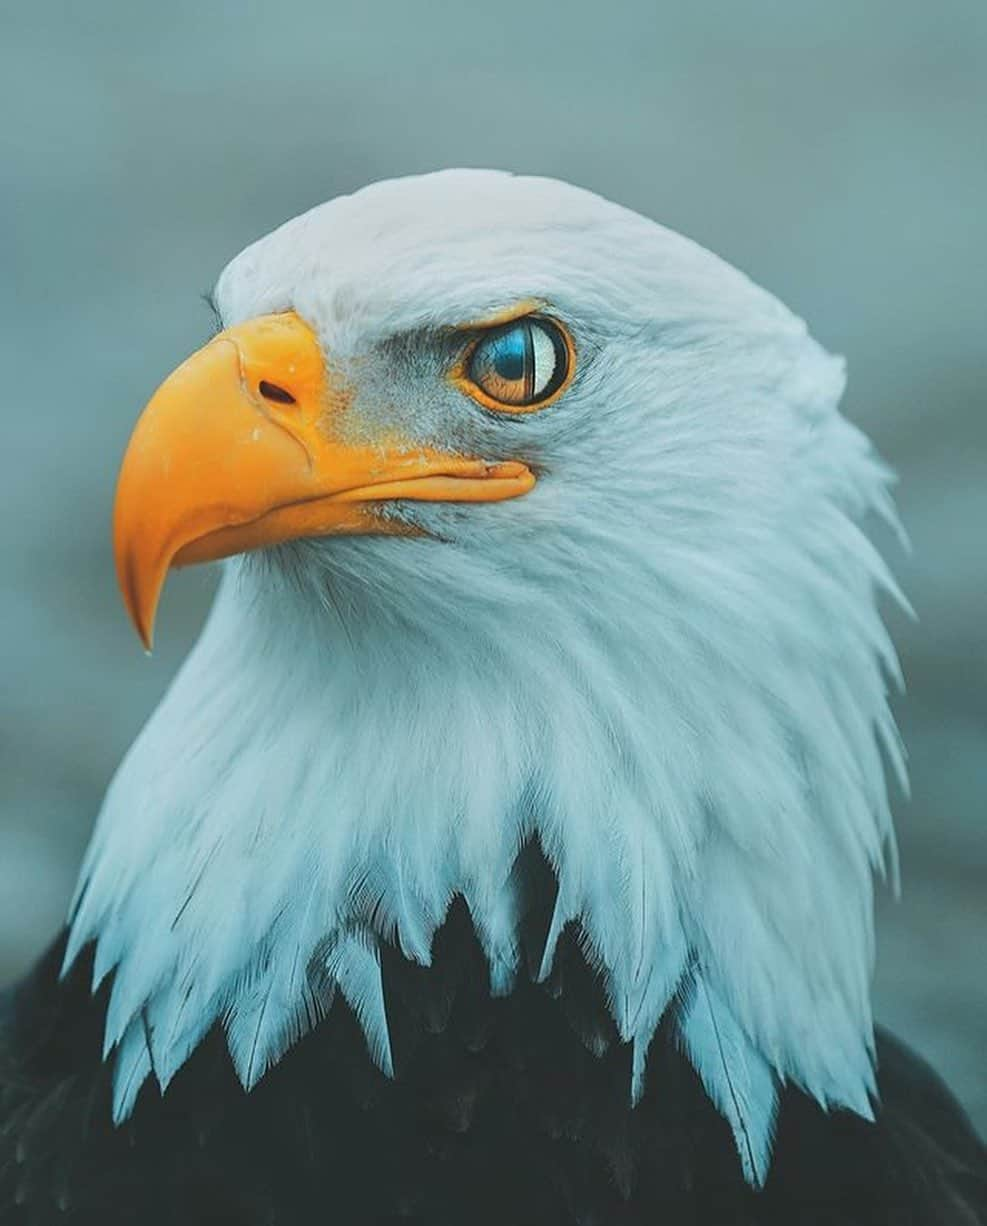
[455,315,575,413]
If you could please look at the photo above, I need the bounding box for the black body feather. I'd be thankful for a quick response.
[2,863,985,1225]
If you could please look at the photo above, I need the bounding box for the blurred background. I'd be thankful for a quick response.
[1,0,984,1126]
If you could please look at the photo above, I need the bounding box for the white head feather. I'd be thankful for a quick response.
[66,170,905,1183]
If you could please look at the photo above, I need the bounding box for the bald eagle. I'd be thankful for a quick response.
[2,171,984,1225]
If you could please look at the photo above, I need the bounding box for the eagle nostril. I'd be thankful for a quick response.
[259,380,296,405]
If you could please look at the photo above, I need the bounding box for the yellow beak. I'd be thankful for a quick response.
[113,311,535,649]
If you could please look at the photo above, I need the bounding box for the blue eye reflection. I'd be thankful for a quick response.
[489,329,527,383]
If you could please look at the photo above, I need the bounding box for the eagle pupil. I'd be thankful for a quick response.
[492,328,528,383]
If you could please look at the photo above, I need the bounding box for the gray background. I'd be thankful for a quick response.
[1,0,984,1127]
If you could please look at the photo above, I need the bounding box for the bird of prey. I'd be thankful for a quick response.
[2,170,984,1225]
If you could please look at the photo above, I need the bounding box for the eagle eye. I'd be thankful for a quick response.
[462,317,572,412]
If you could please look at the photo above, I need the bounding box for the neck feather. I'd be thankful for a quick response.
[66,430,904,1184]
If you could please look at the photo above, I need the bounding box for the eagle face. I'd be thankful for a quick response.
[69,170,905,1183]
[118,169,841,646]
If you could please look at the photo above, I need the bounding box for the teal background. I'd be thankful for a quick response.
[1,0,984,1126]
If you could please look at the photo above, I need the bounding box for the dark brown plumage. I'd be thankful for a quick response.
[2,852,985,1225]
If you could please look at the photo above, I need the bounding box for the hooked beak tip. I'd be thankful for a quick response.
[114,537,161,654]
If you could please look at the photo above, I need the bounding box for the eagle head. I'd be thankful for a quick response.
[67,170,904,1182]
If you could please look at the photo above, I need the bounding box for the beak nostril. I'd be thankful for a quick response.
[259,380,296,405]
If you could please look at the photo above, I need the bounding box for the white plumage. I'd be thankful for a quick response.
[64,170,905,1183]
